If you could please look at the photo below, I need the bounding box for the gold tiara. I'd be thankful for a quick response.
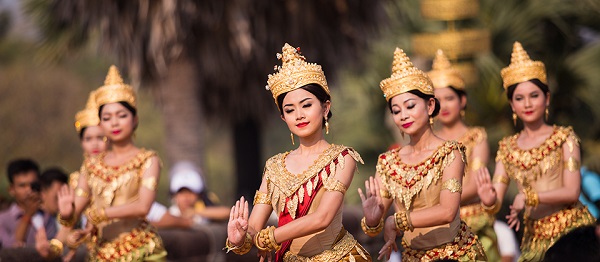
[380,48,434,101]
[501,41,547,89]
[266,43,329,107]
[94,65,136,108]
[427,49,465,90]
[74,91,100,133]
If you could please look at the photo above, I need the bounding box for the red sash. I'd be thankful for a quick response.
[274,150,348,262]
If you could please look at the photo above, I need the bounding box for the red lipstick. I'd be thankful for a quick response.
[402,122,413,128]
[296,122,309,128]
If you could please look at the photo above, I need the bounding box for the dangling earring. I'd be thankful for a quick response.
[460,110,465,118]
[290,132,295,145]
[512,113,517,127]
[102,136,108,142]
[324,117,329,135]
[545,108,549,121]
[429,116,434,128]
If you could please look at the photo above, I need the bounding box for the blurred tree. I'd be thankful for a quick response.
[25,0,386,200]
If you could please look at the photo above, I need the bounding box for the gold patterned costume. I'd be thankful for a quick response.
[456,127,501,261]
[261,144,370,262]
[81,149,166,261]
[496,126,595,261]
[378,141,486,261]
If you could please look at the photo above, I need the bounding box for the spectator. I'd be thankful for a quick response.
[168,162,229,226]
[494,220,520,262]
[0,159,43,248]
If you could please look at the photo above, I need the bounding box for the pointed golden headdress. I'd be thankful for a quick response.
[501,42,547,88]
[266,43,329,107]
[380,48,434,101]
[94,65,136,108]
[427,49,465,90]
[74,91,100,133]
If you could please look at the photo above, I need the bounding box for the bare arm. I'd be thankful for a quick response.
[196,206,231,221]
[104,156,160,219]
[461,137,490,203]
[272,154,356,243]
[537,137,581,204]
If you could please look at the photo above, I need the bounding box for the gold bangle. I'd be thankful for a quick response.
[57,213,76,228]
[360,217,384,237]
[394,211,413,232]
[48,239,64,258]
[481,200,500,214]
[223,233,252,255]
[524,187,539,207]
[254,226,280,252]
[86,208,107,225]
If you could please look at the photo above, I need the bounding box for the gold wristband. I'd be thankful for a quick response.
[57,213,76,228]
[254,226,281,252]
[394,211,413,232]
[86,208,107,225]
[48,239,64,258]
[223,233,252,255]
[361,217,384,237]
[481,200,500,214]
[524,187,539,207]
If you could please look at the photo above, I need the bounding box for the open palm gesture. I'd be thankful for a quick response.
[358,176,385,225]
[58,184,75,218]
[227,196,249,247]
[475,168,496,206]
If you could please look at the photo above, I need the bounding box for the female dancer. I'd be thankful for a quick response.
[429,49,500,260]
[56,65,167,261]
[226,43,370,262]
[476,41,595,261]
[359,48,485,261]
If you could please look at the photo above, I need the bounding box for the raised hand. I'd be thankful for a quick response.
[475,168,496,206]
[358,176,385,225]
[378,215,400,261]
[58,184,75,218]
[227,196,249,247]
[506,193,525,231]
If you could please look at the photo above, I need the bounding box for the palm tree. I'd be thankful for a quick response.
[25,0,386,199]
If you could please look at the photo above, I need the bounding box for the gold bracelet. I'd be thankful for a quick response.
[394,211,413,232]
[360,217,384,237]
[481,200,500,214]
[254,226,281,252]
[86,208,107,225]
[223,233,252,255]
[48,239,64,258]
[57,213,76,228]
[524,187,539,207]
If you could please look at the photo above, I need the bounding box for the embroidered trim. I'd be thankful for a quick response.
[441,178,462,193]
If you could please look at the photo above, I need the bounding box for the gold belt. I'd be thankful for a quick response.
[525,205,594,240]
[283,228,368,262]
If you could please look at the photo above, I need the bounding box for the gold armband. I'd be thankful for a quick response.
[224,233,252,255]
[253,190,271,205]
[324,177,347,194]
[57,213,76,228]
[361,217,384,237]
[394,211,414,232]
[564,157,580,172]
[86,208,107,225]
[254,226,281,252]
[380,188,392,199]
[48,239,64,258]
[141,177,158,191]
[441,178,462,193]
[74,187,89,198]
[470,158,484,171]
[493,175,510,185]
[524,187,539,207]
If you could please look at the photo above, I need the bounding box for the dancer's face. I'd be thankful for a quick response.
[81,126,107,156]
[390,93,435,136]
[510,81,549,124]
[280,88,330,139]
[434,87,465,125]
[100,103,137,143]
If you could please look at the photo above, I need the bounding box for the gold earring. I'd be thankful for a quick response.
[512,113,517,127]
[102,136,108,142]
[429,116,434,128]
[460,110,465,118]
[325,117,329,135]
[545,108,549,121]
[290,132,295,145]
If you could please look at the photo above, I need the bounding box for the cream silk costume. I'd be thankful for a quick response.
[458,127,501,261]
[496,126,594,262]
[261,144,370,262]
[378,141,486,261]
[82,149,166,261]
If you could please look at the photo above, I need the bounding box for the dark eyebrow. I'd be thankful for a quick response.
[283,97,313,107]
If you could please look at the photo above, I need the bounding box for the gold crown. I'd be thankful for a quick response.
[74,91,100,133]
[501,42,547,89]
[380,48,434,101]
[427,49,465,90]
[94,65,136,108]
[266,43,329,107]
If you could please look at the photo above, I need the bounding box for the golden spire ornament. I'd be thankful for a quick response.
[380,48,434,101]
[74,91,100,133]
[266,43,329,107]
[427,49,465,90]
[501,41,547,89]
[94,65,137,108]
